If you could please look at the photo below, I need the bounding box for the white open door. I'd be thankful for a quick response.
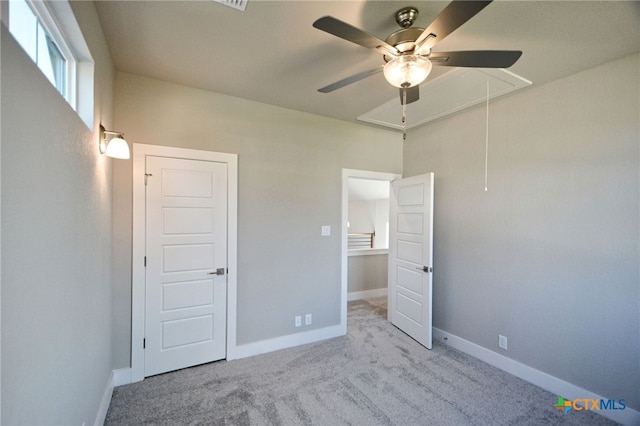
[144,156,228,376]
[388,173,434,349]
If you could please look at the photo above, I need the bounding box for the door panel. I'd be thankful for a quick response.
[397,183,424,205]
[145,156,227,376]
[397,240,423,264]
[161,169,215,197]
[162,208,215,234]
[162,315,213,349]
[388,173,434,349]
[162,244,215,272]
[397,293,422,323]
[397,267,423,295]
[398,213,424,234]
[162,280,214,310]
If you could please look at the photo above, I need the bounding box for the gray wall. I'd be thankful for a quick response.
[111,72,402,365]
[1,2,116,424]
[404,54,639,410]
[348,254,388,294]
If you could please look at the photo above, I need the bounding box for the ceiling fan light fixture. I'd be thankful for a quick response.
[383,55,432,88]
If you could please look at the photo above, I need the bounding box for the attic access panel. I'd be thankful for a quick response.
[357,68,532,131]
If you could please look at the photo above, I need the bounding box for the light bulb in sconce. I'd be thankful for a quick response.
[104,136,130,159]
[383,55,432,88]
[99,124,130,160]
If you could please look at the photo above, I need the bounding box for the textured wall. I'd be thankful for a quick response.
[404,54,640,409]
[1,2,116,423]
[348,254,388,294]
[111,72,402,365]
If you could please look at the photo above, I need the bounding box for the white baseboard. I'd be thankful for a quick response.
[347,288,387,301]
[433,328,640,426]
[113,367,133,387]
[93,368,133,426]
[93,371,114,426]
[228,324,344,361]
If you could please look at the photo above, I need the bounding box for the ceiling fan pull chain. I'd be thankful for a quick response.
[402,87,407,123]
[402,87,407,140]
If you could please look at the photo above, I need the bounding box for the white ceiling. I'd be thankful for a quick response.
[95,1,640,130]
[348,178,390,201]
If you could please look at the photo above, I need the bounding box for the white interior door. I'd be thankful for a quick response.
[144,156,228,376]
[388,173,434,349]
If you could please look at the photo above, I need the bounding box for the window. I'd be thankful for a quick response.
[9,0,71,98]
[6,0,94,128]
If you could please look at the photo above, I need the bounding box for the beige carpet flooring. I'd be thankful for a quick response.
[105,298,615,425]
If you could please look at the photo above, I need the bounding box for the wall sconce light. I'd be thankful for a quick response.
[99,124,130,159]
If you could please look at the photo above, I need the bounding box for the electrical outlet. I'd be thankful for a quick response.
[499,334,508,350]
[295,316,302,328]
[305,313,312,325]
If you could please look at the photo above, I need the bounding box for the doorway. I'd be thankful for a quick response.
[340,169,400,330]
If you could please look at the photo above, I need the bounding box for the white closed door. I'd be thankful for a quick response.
[388,173,434,349]
[144,156,228,376]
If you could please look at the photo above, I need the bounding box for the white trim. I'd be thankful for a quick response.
[348,248,388,257]
[341,169,401,336]
[112,368,133,387]
[94,371,115,426]
[347,288,388,302]
[229,325,343,360]
[93,368,133,426]
[224,152,240,360]
[433,328,640,426]
[132,143,238,382]
[47,0,94,128]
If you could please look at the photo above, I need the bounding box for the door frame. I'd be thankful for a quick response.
[131,143,238,382]
[340,169,401,331]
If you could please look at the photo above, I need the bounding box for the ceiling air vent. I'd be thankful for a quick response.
[213,0,247,12]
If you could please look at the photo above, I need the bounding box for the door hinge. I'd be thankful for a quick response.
[144,173,153,185]
[144,256,147,267]
[143,338,146,349]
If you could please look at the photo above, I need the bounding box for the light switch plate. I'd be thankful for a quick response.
[321,226,331,236]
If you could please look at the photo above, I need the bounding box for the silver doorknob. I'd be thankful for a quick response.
[209,268,225,276]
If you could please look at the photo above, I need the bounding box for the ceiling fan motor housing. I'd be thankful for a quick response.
[384,27,426,62]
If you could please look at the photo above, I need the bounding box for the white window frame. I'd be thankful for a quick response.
[4,0,94,128]
[29,0,77,110]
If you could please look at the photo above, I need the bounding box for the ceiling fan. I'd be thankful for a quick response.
[313,0,522,106]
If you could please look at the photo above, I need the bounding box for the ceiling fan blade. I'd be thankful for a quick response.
[415,1,493,54]
[313,16,399,57]
[399,86,420,105]
[318,65,384,93]
[318,66,384,93]
[430,50,522,68]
